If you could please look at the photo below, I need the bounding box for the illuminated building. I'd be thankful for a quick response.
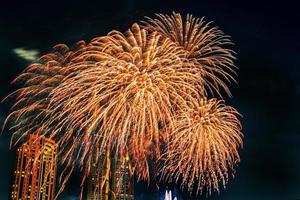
[87,151,110,200]
[110,154,134,200]
[11,134,57,200]
[87,152,134,200]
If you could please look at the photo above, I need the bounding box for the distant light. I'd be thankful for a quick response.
[164,190,177,200]
[13,48,39,61]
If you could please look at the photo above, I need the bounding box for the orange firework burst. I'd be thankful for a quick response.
[3,12,242,198]
[159,98,242,195]
[43,23,204,182]
[142,12,237,97]
[3,42,84,147]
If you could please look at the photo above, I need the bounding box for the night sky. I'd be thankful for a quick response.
[1,0,300,199]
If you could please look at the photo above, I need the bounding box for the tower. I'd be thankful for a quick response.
[87,151,110,200]
[11,134,57,200]
[87,152,134,200]
[110,154,134,200]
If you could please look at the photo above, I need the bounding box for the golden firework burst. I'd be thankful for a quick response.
[3,42,85,147]
[142,12,237,97]
[3,12,243,198]
[44,23,205,182]
[159,98,242,194]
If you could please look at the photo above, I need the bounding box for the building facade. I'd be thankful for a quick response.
[87,151,110,200]
[87,152,134,200]
[11,134,57,200]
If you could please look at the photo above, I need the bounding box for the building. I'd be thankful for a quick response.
[11,134,57,200]
[110,154,134,200]
[87,152,134,200]
[87,151,110,200]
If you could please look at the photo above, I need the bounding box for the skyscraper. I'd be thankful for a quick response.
[110,154,134,200]
[87,152,134,200]
[11,134,57,200]
[87,151,110,200]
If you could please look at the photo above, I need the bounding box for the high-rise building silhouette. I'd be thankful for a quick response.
[11,134,57,200]
[110,154,134,200]
[87,151,110,200]
[87,152,134,200]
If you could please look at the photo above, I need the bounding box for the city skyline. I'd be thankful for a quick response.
[1,0,300,199]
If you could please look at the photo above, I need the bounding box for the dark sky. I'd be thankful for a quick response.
[0,0,300,199]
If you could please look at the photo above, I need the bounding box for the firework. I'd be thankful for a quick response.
[142,12,237,97]
[3,42,85,147]
[159,98,242,194]
[3,12,242,198]
[48,23,208,181]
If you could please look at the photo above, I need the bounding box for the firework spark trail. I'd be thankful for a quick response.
[159,98,242,195]
[2,43,82,146]
[3,12,243,198]
[142,12,237,97]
